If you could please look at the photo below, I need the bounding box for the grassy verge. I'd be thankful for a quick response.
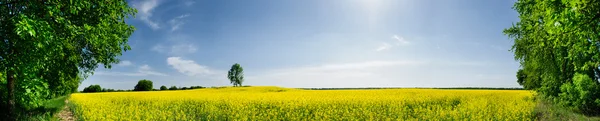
[67,99,83,121]
[534,97,600,121]
[19,96,69,121]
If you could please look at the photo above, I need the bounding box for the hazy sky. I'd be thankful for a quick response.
[82,0,521,90]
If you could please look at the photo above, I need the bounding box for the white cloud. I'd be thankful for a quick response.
[315,60,424,70]
[95,64,167,76]
[152,44,197,55]
[171,44,197,53]
[393,35,410,45]
[266,60,426,77]
[245,59,504,88]
[137,64,167,76]
[151,34,198,56]
[438,60,493,67]
[246,60,426,87]
[490,45,506,51]
[375,35,410,52]
[169,14,190,32]
[117,60,133,66]
[151,44,166,53]
[139,64,152,70]
[376,43,392,51]
[178,14,190,18]
[167,57,216,76]
[183,0,195,6]
[132,0,161,30]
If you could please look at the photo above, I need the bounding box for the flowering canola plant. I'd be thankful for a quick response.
[70,86,536,120]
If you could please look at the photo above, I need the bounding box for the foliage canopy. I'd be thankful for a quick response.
[228,63,244,87]
[0,0,136,119]
[169,86,178,90]
[134,79,153,91]
[82,85,102,93]
[504,0,600,114]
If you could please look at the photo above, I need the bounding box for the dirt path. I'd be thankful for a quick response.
[57,100,75,121]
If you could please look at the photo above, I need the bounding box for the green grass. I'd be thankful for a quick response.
[19,96,69,121]
[534,97,600,121]
[67,99,83,121]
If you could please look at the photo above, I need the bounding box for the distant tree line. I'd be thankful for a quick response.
[81,79,205,93]
[82,63,248,93]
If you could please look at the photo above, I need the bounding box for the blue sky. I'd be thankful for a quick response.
[82,0,521,90]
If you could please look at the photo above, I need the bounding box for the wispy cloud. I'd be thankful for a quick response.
[376,43,392,51]
[171,44,197,54]
[151,33,198,56]
[95,64,167,76]
[246,59,498,88]
[490,45,506,51]
[256,60,425,79]
[168,14,191,32]
[434,60,493,67]
[375,35,410,51]
[132,0,161,30]
[393,35,410,45]
[137,65,168,76]
[302,60,425,71]
[247,60,425,87]
[167,57,218,76]
[152,43,197,55]
[117,60,133,67]
[183,0,195,6]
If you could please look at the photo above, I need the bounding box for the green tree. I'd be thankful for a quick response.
[104,88,115,92]
[558,74,600,113]
[516,69,526,87]
[82,85,102,93]
[160,85,168,91]
[504,0,600,114]
[134,79,153,91]
[516,68,542,90]
[169,86,178,90]
[190,86,204,89]
[227,63,244,87]
[0,0,135,118]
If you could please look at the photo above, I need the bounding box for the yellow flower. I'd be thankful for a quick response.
[70,86,535,120]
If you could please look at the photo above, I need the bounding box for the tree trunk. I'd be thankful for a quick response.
[7,70,16,121]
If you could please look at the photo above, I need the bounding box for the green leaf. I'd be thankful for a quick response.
[28,30,35,37]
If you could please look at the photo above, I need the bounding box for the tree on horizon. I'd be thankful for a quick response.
[228,63,244,87]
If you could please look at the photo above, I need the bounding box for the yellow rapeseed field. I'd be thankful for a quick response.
[69,86,536,120]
